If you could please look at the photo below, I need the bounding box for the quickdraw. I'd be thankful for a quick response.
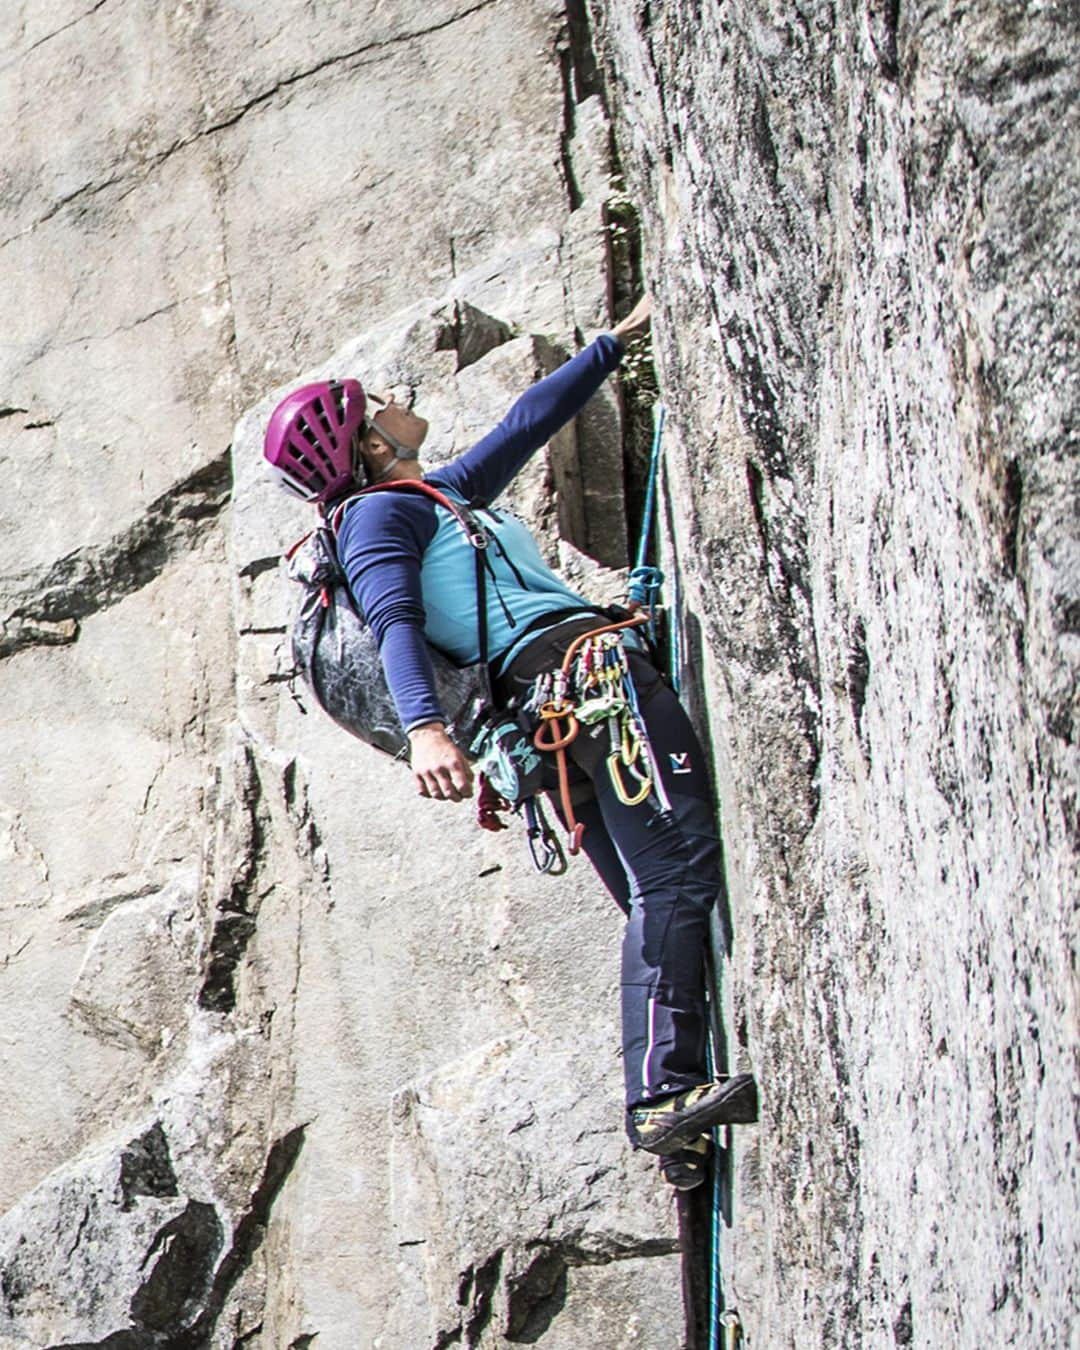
[607,714,652,806]
[524,796,566,875]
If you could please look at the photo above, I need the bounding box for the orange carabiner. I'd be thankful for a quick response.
[533,702,579,751]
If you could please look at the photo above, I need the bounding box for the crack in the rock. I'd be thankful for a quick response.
[131,1201,224,1333]
[48,301,182,353]
[61,878,163,929]
[50,1127,308,1347]
[4,169,129,248]
[199,743,267,1013]
[439,1235,681,1349]
[556,45,584,213]
[20,0,113,59]
[743,452,822,818]
[198,912,258,1013]
[51,1329,154,1348]
[847,618,871,761]
[64,1204,92,1261]
[509,1235,681,1341]
[0,449,231,660]
[238,555,281,581]
[460,1251,502,1348]
[120,1123,179,1212]
[432,300,512,372]
[555,0,606,213]
[192,74,243,435]
[0,0,111,87]
[168,1125,307,1348]
[4,0,502,249]
[190,0,502,140]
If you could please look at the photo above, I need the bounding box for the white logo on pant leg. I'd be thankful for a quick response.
[669,752,692,774]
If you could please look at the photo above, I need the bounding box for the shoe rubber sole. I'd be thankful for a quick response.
[635,1074,759,1155]
[659,1149,709,1190]
[659,1132,711,1190]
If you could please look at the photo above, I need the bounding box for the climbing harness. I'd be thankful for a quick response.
[516,404,678,858]
[525,613,655,855]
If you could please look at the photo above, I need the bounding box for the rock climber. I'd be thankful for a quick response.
[263,296,757,1187]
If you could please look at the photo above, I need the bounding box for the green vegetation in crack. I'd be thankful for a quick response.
[605,177,659,561]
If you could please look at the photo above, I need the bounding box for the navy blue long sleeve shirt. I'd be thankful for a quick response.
[336,333,625,731]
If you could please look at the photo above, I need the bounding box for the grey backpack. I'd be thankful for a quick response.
[286,481,493,759]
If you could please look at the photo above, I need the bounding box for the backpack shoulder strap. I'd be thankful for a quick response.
[330,479,495,701]
[330,479,489,548]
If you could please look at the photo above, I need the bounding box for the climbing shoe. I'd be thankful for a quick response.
[658,1134,711,1191]
[631,1075,758,1155]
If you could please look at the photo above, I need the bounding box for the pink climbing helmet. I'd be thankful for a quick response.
[263,378,366,503]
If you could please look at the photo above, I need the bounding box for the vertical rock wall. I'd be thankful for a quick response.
[1,0,1075,1347]
[589,0,1077,1345]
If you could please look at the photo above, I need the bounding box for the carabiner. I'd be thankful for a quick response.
[525,799,567,875]
[620,717,643,765]
[607,752,652,806]
[534,702,579,751]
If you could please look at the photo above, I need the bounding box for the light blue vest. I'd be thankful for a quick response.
[420,493,592,670]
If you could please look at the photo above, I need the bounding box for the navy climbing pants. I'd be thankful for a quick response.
[498,621,722,1130]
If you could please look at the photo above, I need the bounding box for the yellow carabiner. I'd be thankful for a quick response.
[607,752,652,806]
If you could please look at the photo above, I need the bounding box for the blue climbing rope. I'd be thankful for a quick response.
[705,973,724,1350]
[628,404,666,643]
[629,402,728,1341]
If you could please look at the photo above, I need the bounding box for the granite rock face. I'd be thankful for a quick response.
[589,0,1078,1344]
[1,0,1076,1347]
[1,3,682,1346]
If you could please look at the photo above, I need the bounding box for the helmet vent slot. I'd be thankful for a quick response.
[294,417,319,447]
[294,418,336,477]
[314,404,335,441]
